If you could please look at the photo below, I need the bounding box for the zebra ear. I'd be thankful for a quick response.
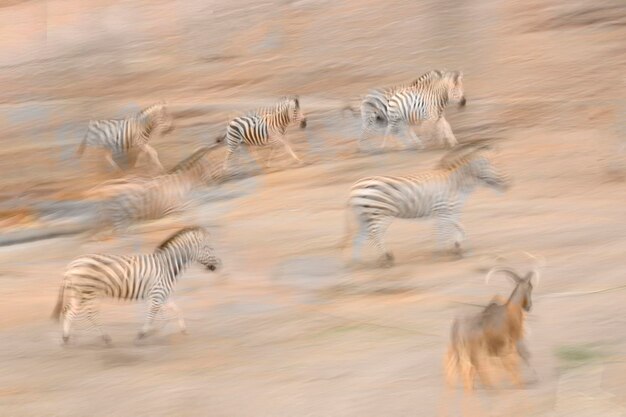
[454,71,464,83]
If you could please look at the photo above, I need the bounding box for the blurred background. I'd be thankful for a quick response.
[0,0,625,416]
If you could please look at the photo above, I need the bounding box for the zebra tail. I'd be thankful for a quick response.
[51,284,66,321]
[336,204,354,249]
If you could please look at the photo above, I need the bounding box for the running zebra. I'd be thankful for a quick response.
[95,147,219,237]
[77,103,174,172]
[216,96,307,172]
[51,226,221,344]
[344,70,465,150]
[167,144,224,184]
[340,140,509,267]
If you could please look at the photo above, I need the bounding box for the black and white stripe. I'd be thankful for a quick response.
[341,142,509,267]
[77,103,173,171]
[51,226,221,344]
[347,70,466,150]
[167,144,224,184]
[218,96,307,171]
[95,149,217,236]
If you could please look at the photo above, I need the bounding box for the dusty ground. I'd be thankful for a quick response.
[1,0,626,416]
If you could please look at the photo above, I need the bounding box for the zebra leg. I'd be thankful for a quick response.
[433,214,458,259]
[382,120,403,150]
[139,144,165,172]
[351,216,369,264]
[137,298,163,340]
[105,152,123,172]
[277,135,303,164]
[222,144,240,173]
[405,125,425,149]
[381,123,393,150]
[84,305,112,346]
[436,117,458,148]
[165,301,187,334]
[357,118,377,151]
[126,148,140,169]
[368,217,394,267]
[61,296,81,344]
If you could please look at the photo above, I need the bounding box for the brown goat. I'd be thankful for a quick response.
[444,267,537,392]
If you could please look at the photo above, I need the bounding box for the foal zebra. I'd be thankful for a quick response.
[96,147,219,236]
[345,70,465,150]
[77,103,173,172]
[51,226,221,344]
[340,141,509,267]
[217,96,307,172]
[167,144,225,184]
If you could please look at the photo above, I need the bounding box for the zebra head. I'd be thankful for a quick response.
[444,71,466,108]
[469,153,510,193]
[196,230,222,272]
[441,140,510,192]
[285,95,307,129]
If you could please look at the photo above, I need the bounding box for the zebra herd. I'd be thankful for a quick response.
[54,69,513,345]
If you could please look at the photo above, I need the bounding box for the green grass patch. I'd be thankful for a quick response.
[555,344,609,369]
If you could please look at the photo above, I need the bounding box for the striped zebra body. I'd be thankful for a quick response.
[77,103,173,172]
[99,158,211,236]
[220,96,307,171]
[168,144,225,184]
[342,142,509,267]
[51,226,221,344]
[351,70,465,150]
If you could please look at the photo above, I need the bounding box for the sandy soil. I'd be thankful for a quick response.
[0,0,625,416]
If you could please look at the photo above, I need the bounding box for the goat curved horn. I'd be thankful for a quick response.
[485,267,522,284]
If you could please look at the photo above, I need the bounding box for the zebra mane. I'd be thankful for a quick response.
[410,70,463,90]
[250,97,292,117]
[254,96,297,120]
[156,226,206,252]
[168,145,218,174]
[437,139,494,170]
[410,70,444,88]
[138,103,165,117]
[277,95,299,109]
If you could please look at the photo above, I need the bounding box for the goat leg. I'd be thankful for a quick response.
[517,340,539,384]
[501,350,524,389]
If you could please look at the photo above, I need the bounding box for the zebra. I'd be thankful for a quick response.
[339,140,509,267]
[51,226,221,344]
[77,103,174,172]
[216,96,307,172]
[94,148,218,237]
[167,144,225,184]
[344,70,465,150]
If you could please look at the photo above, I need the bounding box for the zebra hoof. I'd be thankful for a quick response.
[103,335,113,346]
[136,332,147,341]
[379,253,395,268]
[62,336,69,345]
